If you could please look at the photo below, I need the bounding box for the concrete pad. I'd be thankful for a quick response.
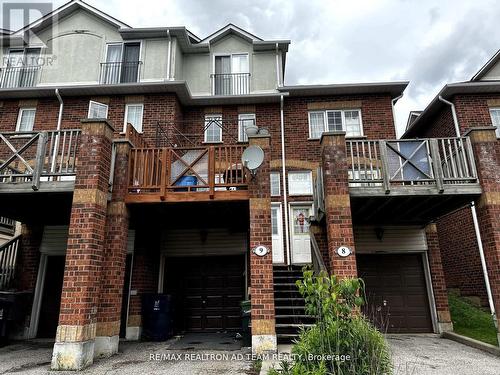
[167,333,243,351]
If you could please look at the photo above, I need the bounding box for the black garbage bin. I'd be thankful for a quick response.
[0,299,12,347]
[240,300,251,347]
[141,294,173,341]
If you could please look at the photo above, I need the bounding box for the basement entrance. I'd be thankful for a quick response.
[164,255,245,333]
[357,253,433,333]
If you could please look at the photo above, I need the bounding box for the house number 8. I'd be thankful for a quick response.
[336,246,352,257]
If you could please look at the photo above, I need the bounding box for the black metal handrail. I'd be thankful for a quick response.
[99,61,142,84]
[210,73,250,95]
[0,65,41,88]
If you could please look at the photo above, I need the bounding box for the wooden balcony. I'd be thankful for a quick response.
[126,145,249,203]
[346,137,482,224]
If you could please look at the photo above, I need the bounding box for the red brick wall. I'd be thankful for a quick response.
[436,208,488,305]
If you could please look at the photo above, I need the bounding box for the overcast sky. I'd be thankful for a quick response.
[3,0,500,136]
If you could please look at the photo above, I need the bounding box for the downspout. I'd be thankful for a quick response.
[275,43,281,87]
[166,30,172,80]
[280,95,291,265]
[391,94,403,134]
[50,88,63,173]
[439,95,498,328]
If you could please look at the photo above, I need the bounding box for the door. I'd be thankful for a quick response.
[272,204,284,264]
[20,48,40,87]
[37,256,65,338]
[2,50,23,88]
[357,254,433,333]
[214,55,231,94]
[290,205,312,264]
[121,43,140,83]
[164,255,244,333]
[119,254,133,338]
[231,54,249,94]
[103,44,123,84]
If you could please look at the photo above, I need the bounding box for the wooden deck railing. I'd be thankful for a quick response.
[127,145,248,200]
[0,129,81,190]
[346,137,478,193]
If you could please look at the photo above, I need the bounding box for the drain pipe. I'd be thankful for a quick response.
[166,30,172,80]
[391,94,403,134]
[50,88,64,174]
[275,43,281,87]
[439,95,498,327]
[280,95,291,265]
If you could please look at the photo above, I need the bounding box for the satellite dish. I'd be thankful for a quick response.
[242,145,264,175]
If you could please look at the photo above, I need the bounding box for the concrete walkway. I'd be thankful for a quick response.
[0,339,254,375]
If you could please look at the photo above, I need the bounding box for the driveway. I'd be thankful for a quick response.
[0,339,254,375]
[389,334,500,375]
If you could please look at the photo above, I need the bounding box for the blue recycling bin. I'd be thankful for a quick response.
[174,176,197,191]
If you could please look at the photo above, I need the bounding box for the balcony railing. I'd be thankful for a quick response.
[0,65,41,88]
[0,217,15,235]
[127,145,248,201]
[346,137,478,193]
[211,73,250,95]
[99,61,142,84]
[0,129,81,190]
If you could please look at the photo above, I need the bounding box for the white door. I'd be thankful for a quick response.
[271,204,284,264]
[290,205,312,264]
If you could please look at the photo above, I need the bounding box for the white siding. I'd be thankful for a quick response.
[354,226,427,254]
[161,228,247,257]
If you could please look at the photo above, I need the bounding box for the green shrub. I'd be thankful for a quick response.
[269,268,392,375]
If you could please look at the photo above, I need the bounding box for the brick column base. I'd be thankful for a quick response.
[426,224,453,333]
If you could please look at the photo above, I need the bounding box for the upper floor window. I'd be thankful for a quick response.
[16,108,36,132]
[308,109,363,139]
[238,113,256,142]
[1,48,41,88]
[100,42,141,84]
[124,103,144,133]
[212,54,250,95]
[489,108,500,138]
[88,101,108,119]
[288,171,313,196]
[270,172,281,196]
[204,114,223,143]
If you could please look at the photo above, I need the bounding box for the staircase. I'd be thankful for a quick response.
[0,235,21,291]
[274,265,315,343]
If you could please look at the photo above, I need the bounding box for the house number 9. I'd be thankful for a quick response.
[336,246,352,257]
[253,245,269,257]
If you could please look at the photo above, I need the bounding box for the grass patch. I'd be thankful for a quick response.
[448,292,498,346]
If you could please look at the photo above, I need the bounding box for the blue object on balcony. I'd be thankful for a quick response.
[175,176,198,191]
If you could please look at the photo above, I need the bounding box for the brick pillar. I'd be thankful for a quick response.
[51,120,113,370]
[466,127,500,341]
[425,223,453,333]
[247,134,276,354]
[94,140,131,357]
[320,132,357,278]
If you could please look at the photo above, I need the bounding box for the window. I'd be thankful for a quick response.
[124,104,144,133]
[88,101,108,119]
[308,109,363,138]
[489,108,500,138]
[1,48,41,88]
[270,172,281,196]
[102,42,141,84]
[213,54,250,95]
[204,114,222,143]
[238,113,256,142]
[288,171,313,196]
[16,108,36,132]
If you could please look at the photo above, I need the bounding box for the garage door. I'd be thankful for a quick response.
[164,255,244,333]
[357,254,433,333]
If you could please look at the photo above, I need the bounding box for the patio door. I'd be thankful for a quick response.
[121,43,140,83]
[214,55,231,94]
[272,204,284,264]
[290,205,312,264]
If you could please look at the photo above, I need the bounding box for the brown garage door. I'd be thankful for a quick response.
[357,254,433,333]
[165,255,244,333]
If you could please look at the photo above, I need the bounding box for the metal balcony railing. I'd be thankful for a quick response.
[99,61,142,84]
[0,65,41,88]
[346,137,478,193]
[211,73,250,95]
[0,129,81,190]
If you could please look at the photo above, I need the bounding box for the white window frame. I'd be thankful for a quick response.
[308,109,363,139]
[88,100,109,119]
[271,203,285,264]
[238,113,256,142]
[204,114,223,143]
[15,107,36,132]
[212,53,250,95]
[123,103,144,133]
[288,170,313,196]
[489,108,500,138]
[270,172,281,196]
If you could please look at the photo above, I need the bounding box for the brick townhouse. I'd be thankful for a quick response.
[0,0,490,370]
[404,50,500,342]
